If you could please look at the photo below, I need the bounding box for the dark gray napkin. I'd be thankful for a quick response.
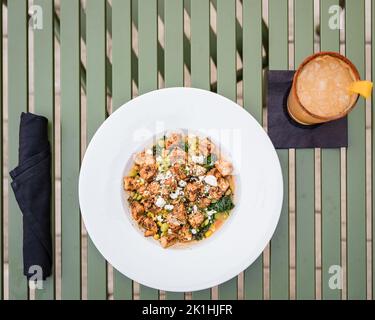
[10,112,52,280]
[267,70,348,149]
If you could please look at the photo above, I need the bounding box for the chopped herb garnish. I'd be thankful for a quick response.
[204,153,217,170]
[208,195,234,212]
[193,223,211,240]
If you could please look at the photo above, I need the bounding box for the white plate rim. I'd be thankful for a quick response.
[79,87,283,292]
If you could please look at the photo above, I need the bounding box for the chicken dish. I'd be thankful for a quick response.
[123,132,235,248]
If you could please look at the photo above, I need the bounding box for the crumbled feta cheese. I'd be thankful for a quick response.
[164,204,174,211]
[193,205,198,213]
[178,180,187,187]
[198,176,205,182]
[164,171,172,179]
[192,155,204,164]
[204,175,217,187]
[157,215,163,222]
[206,209,216,216]
[155,197,166,208]
[170,192,179,200]
[193,165,206,176]
[167,229,173,234]
[191,229,197,235]
[145,148,153,155]
[155,170,172,181]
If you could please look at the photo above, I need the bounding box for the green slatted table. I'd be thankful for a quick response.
[1,0,373,300]
[8,0,29,300]
[269,0,289,300]
[294,0,315,300]
[346,0,367,299]
[86,0,107,300]
[33,0,55,300]
[321,0,342,300]
[60,0,81,300]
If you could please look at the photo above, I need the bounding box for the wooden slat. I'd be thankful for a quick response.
[33,0,55,300]
[86,0,107,300]
[112,0,133,300]
[189,0,211,300]
[373,0,375,300]
[320,0,341,300]
[0,1,3,300]
[164,0,184,300]
[242,0,263,300]
[268,0,290,300]
[190,0,210,91]
[138,0,159,300]
[60,0,81,299]
[8,0,29,300]
[346,0,366,300]
[216,0,237,300]
[164,0,183,88]
[294,0,315,300]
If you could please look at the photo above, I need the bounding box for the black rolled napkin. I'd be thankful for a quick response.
[267,70,348,149]
[10,112,52,280]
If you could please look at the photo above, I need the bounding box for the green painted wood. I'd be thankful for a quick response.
[138,0,158,96]
[294,0,315,300]
[164,0,183,88]
[320,0,341,300]
[0,2,3,300]
[112,0,132,114]
[189,0,211,300]
[60,0,81,299]
[112,0,133,300]
[268,0,289,300]
[86,0,107,300]
[243,0,263,300]
[164,0,184,300]
[216,0,237,300]
[242,0,262,124]
[138,0,159,300]
[345,0,366,300]
[132,0,164,87]
[8,0,29,300]
[33,0,55,300]
[373,0,375,300]
[190,0,210,93]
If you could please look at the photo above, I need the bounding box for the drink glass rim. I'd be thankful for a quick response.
[291,51,360,122]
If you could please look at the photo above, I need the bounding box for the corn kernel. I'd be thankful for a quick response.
[205,230,212,238]
[161,223,169,232]
[128,167,138,177]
